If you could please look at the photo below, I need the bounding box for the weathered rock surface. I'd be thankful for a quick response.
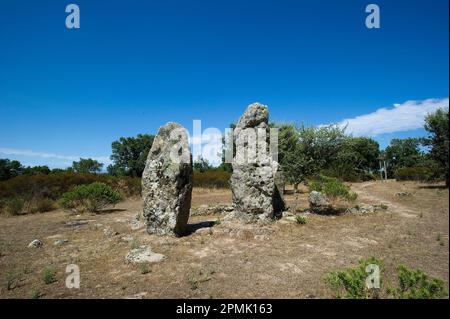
[53,239,69,246]
[308,191,334,214]
[230,103,285,221]
[125,246,166,264]
[142,122,193,236]
[28,239,43,248]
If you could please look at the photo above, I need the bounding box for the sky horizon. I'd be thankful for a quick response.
[1,0,449,168]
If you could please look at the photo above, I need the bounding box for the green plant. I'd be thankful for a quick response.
[309,175,357,202]
[33,197,55,213]
[139,262,151,275]
[30,288,41,299]
[325,257,382,299]
[187,274,198,290]
[394,166,433,182]
[0,173,140,215]
[4,197,24,215]
[296,215,306,224]
[375,203,388,210]
[4,270,22,290]
[58,182,122,213]
[392,265,448,299]
[214,218,221,225]
[42,267,56,284]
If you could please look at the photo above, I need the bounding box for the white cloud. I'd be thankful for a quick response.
[334,98,449,137]
[0,147,111,166]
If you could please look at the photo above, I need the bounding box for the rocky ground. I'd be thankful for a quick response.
[0,181,448,298]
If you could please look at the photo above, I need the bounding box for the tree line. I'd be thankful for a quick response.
[1,107,448,186]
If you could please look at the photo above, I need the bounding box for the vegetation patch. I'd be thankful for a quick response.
[325,257,448,299]
[309,175,357,202]
[59,182,122,213]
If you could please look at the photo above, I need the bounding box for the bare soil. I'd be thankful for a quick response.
[0,181,448,299]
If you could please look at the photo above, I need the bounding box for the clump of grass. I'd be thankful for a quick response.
[296,215,306,225]
[378,203,388,210]
[437,233,444,246]
[5,198,24,216]
[42,267,56,284]
[30,288,41,299]
[4,270,22,290]
[187,274,198,290]
[139,262,151,275]
[33,198,55,213]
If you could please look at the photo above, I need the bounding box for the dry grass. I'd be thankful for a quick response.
[0,181,448,298]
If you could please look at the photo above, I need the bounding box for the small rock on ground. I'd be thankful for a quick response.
[53,239,69,246]
[125,246,166,264]
[28,239,43,248]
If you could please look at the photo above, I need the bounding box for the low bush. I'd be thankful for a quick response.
[394,166,433,182]
[325,256,382,299]
[391,265,448,299]
[32,197,55,213]
[42,267,56,284]
[193,170,231,189]
[58,182,122,213]
[4,197,24,215]
[322,168,377,183]
[325,257,448,299]
[0,173,139,215]
[4,270,22,290]
[309,175,357,201]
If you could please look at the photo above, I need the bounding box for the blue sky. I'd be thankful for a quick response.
[0,0,448,167]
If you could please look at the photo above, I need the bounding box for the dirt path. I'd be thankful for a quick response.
[0,181,448,298]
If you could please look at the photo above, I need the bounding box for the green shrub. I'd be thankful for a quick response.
[187,274,198,290]
[325,257,382,299]
[42,267,56,284]
[326,257,448,299]
[296,215,306,224]
[58,182,122,213]
[0,173,140,215]
[139,262,151,275]
[4,270,22,290]
[394,167,433,182]
[4,197,24,215]
[30,288,41,299]
[309,175,358,201]
[392,265,448,299]
[193,171,231,188]
[322,168,377,183]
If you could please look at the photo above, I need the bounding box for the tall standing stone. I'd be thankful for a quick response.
[230,103,285,221]
[142,122,193,236]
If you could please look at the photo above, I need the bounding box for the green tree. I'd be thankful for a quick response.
[328,137,380,180]
[108,134,155,177]
[0,159,23,181]
[385,138,424,176]
[22,165,51,176]
[278,123,347,188]
[193,156,213,172]
[71,158,104,174]
[423,107,449,186]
